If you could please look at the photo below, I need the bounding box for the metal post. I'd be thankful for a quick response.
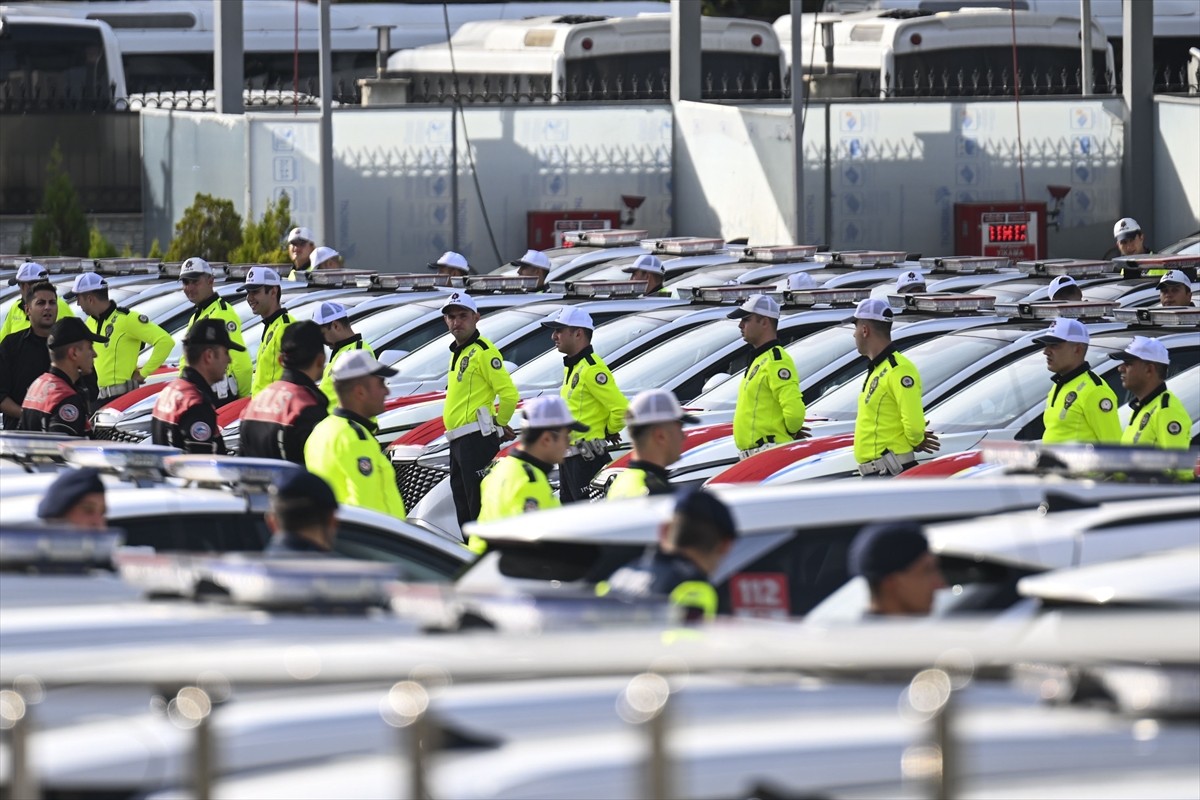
[669,0,701,104]
[1121,0,1154,232]
[1080,0,1094,95]
[903,669,957,800]
[1,689,38,800]
[213,0,244,115]
[318,0,336,248]
[382,681,434,800]
[791,0,807,245]
[373,26,393,78]
[618,673,673,800]
[451,106,460,253]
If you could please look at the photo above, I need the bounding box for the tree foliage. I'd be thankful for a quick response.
[165,193,243,262]
[88,226,119,259]
[229,193,294,264]
[30,143,89,256]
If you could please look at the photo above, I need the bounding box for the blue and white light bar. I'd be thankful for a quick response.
[741,244,818,263]
[995,300,1116,321]
[782,287,868,307]
[919,255,1010,274]
[61,443,181,475]
[652,237,725,256]
[981,440,1198,478]
[0,525,124,570]
[466,275,542,293]
[0,432,74,463]
[563,229,647,247]
[205,557,404,608]
[815,250,905,268]
[683,285,782,304]
[547,279,647,298]
[373,273,463,291]
[1111,306,1200,328]
[165,455,301,488]
[1017,258,1112,278]
[93,258,161,276]
[899,293,996,313]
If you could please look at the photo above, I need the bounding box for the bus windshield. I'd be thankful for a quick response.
[0,20,114,107]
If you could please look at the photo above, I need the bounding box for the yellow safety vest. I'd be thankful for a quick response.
[322,335,374,410]
[1122,385,1192,450]
[304,409,406,520]
[560,346,626,445]
[251,308,294,396]
[180,294,253,398]
[853,346,926,463]
[87,302,173,389]
[442,332,518,430]
[471,451,559,553]
[733,341,806,451]
[1042,363,1121,444]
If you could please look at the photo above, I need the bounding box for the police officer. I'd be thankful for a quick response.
[304,350,406,520]
[178,257,252,402]
[313,301,375,410]
[774,271,818,292]
[542,306,627,502]
[441,291,520,526]
[603,489,738,622]
[1114,217,1150,257]
[152,319,244,453]
[428,251,471,278]
[510,249,552,290]
[0,262,74,342]
[847,521,946,617]
[240,266,294,396]
[1110,336,1192,450]
[67,271,173,403]
[37,467,107,530]
[286,226,318,281]
[1033,317,1120,444]
[309,246,342,273]
[475,395,583,537]
[264,470,340,556]
[728,294,807,460]
[622,253,667,295]
[20,318,107,436]
[0,281,57,430]
[1047,275,1083,302]
[240,321,329,464]
[1157,270,1193,308]
[894,269,926,295]
[606,389,696,499]
[850,298,940,476]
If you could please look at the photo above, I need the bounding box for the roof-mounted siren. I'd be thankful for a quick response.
[165,454,300,491]
[651,237,726,256]
[30,256,85,274]
[465,275,543,294]
[92,257,162,277]
[919,255,1011,274]
[740,244,819,263]
[892,293,997,315]
[60,442,181,486]
[1111,306,1200,329]
[995,299,1117,321]
[1017,258,1113,278]
[781,287,869,308]
[1,525,124,572]
[304,269,378,289]
[562,229,648,248]
[1112,254,1200,283]
[371,273,464,292]
[815,250,905,268]
[0,254,33,269]
[222,263,281,281]
[681,285,783,305]
[981,440,1199,482]
[547,279,648,298]
[0,431,75,470]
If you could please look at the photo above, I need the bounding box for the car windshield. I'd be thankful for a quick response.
[974,281,1047,303]
[613,319,741,393]
[385,308,545,380]
[1165,363,1200,412]
[354,303,438,346]
[808,335,1012,420]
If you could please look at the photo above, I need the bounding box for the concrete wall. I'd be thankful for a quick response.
[0,214,144,256]
[1153,97,1200,247]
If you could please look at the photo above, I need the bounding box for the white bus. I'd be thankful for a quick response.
[387,13,785,102]
[776,8,1114,97]
[0,10,127,109]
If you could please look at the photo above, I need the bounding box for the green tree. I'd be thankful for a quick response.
[88,225,119,259]
[165,193,243,262]
[30,143,89,256]
[229,193,294,264]
[148,239,164,259]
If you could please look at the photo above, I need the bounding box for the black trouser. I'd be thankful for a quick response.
[559,453,606,504]
[449,431,500,527]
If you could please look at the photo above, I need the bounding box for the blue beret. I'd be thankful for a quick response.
[848,521,929,583]
[37,468,105,520]
[674,488,737,540]
[270,469,338,513]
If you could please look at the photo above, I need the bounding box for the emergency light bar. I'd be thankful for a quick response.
[372,274,464,291]
[900,293,996,313]
[816,250,905,268]
[0,432,73,464]
[0,525,124,571]
[682,285,782,304]
[1111,306,1200,328]
[114,551,202,597]
[165,455,300,488]
[1112,254,1200,280]
[547,279,647,298]
[466,275,542,293]
[981,441,1199,479]
[61,443,181,480]
[305,269,377,288]
[0,254,32,269]
[203,558,403,608]
[996,300,1116,321]
[92,258,161,276]
[652,237,725,256]
[741,244,818,263]
[1017,259,1112,278]
[782,287,868,307]
[563,229,647,247]
[159,262,228,279]
[919,256,1010,274]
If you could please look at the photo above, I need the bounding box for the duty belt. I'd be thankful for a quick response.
[98,378,139,400]
[446,420,490,441]
[858,451,916,477]
[738,437,779,461]
[565,439,609,460]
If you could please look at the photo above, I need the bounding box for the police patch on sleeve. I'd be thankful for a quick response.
[524,498,540,511]
[777,368,791,381]
[358,456,373,476]
[58,404,79,422]
[901,376,915,388]
[1099,398,1114,412]
[491,357,502,370]
[225,321,236,332]
[596,373,609,385]
[139,314,149,323]
[190,421,212,441]
[1168,421,1183,435]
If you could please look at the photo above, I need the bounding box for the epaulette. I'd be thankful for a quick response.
[1087,371,1103,386]
[887,353,899,368]
[771,347,782,360]
[521,462,537,482]
[346,419,369,441]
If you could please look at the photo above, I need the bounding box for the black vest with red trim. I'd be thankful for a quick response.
[151,367,225,454]
[19,367,89,436]
[239,369,328,464]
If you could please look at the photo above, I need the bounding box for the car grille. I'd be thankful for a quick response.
[92,426,150,444]
[394,461,449,511]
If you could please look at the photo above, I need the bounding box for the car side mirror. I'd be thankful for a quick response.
[377,349,407,365]
[701,372,731,394]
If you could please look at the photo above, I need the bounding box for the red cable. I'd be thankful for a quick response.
[1010,0,1027,209]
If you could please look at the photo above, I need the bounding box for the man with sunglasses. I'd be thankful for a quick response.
[286,226,318,281]
[312,301,375,410]
[177,257,252,402]
[239,267,294,396]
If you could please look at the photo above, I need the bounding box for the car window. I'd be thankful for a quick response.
[613,320,742,393]
[335,523,463,581]
[384,309,545,375]
[715,527,859,618]
[377,318,448,357]
[354,304,434,348]
[117,513,269,552]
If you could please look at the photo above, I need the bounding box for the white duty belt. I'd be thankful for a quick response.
[446,408,499,441]
[97,377,140,400]
[858,451,916,476]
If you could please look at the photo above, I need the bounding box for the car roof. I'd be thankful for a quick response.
[1017,548,1200,607]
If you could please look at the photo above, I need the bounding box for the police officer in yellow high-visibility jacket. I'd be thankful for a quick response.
[541,306,627,502]
[239,267,294,396]
[1111,336,1193,450]
[177,257,252,402]
[1033,318,1121,444]
[441,292,520,527]
[850,299,940,477]
[727,294,808,459]
[68,272,172,403]
[313,300,375,410]
[304,350,406,520]
[606,389,696,500]
[1,261,75,342]
[470,395,583,553]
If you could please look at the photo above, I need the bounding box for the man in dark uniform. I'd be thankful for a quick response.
[603,489,738,622]
[0,281,58,429]
[20,318,108,436]
[151,319,245,453]
[37,467,108,530]
[240,321,329,464]
[847,521,946,617]
[264,469,340,556]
